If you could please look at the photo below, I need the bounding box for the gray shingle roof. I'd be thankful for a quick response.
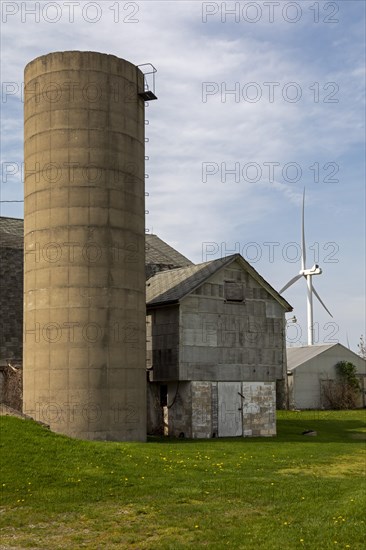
[286,344,338,370]
[146,255,233,305]
[145,234,193,268]
[0,217,23,249]
[147,253,292,312]
[0,217,292,314]
[0,219,193,269]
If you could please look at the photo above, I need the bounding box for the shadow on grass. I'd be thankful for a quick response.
[148,415,366,445]
[276,419,366,442]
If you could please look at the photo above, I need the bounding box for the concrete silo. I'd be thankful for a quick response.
[23,51,152,441]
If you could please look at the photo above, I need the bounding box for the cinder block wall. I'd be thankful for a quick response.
[241,382,276,436]
[178,261,286,383]
[0,247,23,362]
[167,382,192,437]
[162,381,276,438]
[147,306,180,381]
[146,381,164,435]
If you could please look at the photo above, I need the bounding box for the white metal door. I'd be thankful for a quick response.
[218,382,243,437]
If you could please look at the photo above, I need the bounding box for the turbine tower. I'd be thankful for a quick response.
[280,189,332,346]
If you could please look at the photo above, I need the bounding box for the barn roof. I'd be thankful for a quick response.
[146,253,292,311]
[286,343,365,370]
[0,217,23,249]
[145,234,193,268]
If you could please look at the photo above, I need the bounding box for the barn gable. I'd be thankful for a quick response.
[145,234,193,280]
[146,254,292,438]
[146,253,292,311]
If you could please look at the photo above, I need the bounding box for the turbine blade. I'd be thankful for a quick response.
[346,333,350,349]
[312,285,333,317]
[301,188,306,271]
[279,274,303,294]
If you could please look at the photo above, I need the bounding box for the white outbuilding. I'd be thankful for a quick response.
[287,344,366,409]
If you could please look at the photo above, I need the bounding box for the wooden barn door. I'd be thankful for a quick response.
[218,382,243,437]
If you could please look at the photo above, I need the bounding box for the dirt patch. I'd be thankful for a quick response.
[0,403,49,428]
[0,403,28,419]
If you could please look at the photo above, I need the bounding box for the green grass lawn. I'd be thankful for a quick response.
[1,410,365,549]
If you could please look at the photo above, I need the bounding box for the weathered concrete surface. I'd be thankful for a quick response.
[191,381,212,438]
[160,380,276,438]
[241,382,276,436]
[167,381,191,437]
[149,259,288,387]
[23,51,146,441]
[146,380,164,435]
[147,306,180,381]
[179,262,286,383]
[146,257,287,437]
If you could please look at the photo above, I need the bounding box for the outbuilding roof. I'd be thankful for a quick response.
[146,253,292,311]
[286,343,364,370]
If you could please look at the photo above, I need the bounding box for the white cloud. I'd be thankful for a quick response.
[0,0,364,348]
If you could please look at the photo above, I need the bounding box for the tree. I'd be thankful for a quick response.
[322,361,361,409]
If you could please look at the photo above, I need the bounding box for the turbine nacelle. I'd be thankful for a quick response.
[301,264,322,276]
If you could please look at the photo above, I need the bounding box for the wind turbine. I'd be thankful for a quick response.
[280,189,332,346]
[346,333,351,350]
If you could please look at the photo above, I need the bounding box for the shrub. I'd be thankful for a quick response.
[322,361,360,409]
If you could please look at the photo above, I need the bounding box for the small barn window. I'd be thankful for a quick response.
[224,281,244,302]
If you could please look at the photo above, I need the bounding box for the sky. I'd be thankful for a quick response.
[0,0,365,351]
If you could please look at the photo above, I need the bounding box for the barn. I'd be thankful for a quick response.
[0,217,23,363]
[145,233,193,279]
[287,344,366,409]
[146,253,292,438]
[0,217,191,365]
[0,216,293,437]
